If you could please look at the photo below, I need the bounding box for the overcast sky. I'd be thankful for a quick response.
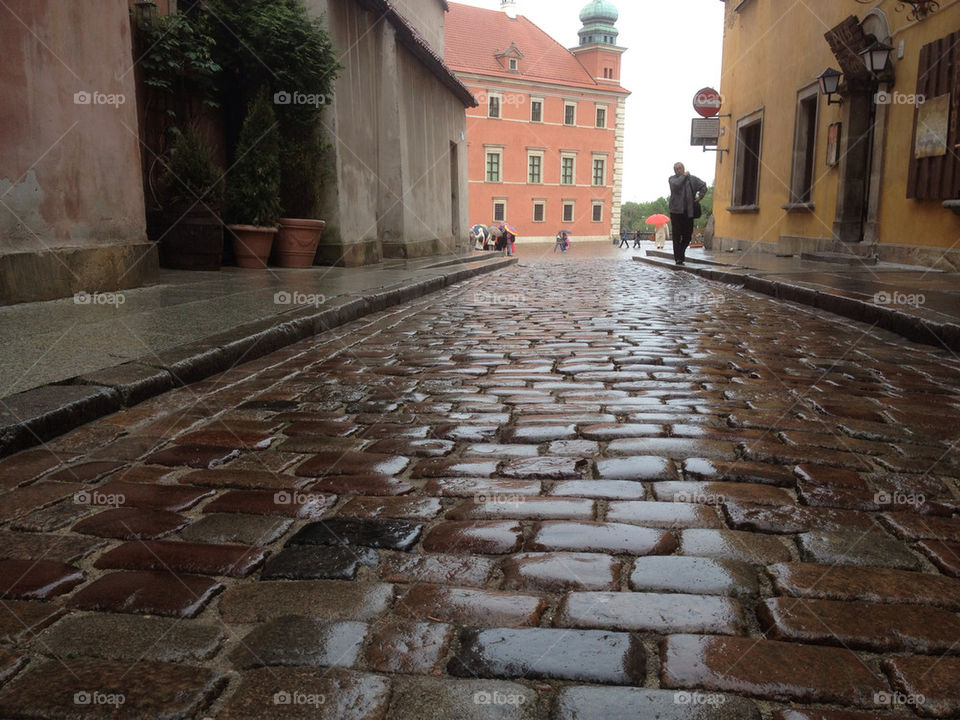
[449,0,726,203]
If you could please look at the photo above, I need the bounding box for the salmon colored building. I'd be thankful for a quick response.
[445,0,630,243]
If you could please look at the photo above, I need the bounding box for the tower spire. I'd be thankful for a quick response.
[577,0,619,46]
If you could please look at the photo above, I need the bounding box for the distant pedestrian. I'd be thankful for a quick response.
[619,229,629,248]
[668,162,707,265]
[554,230,570,253]
[632,230,643,248]
[502,229,516,256]
[654,222,668,249]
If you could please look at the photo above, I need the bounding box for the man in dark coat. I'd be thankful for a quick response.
[668,162,707,265]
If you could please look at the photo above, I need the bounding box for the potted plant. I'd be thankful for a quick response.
[209,0,340,267]
[156,124,224,270]
[274,127,328,267]
[223,90,281,268]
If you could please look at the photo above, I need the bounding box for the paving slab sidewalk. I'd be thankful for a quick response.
[635,246,960,352]
[0,253,515,458]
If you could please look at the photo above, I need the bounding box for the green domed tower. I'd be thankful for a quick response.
[577,0,619,46]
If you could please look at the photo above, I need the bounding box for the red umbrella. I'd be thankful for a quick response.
[645,214,670,226]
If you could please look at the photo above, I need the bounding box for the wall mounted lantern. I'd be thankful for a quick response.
[860,40,894,75]
[817,67,844,105]
[133,1,158,25]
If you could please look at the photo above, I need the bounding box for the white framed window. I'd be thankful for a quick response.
[561,154,576,185]
[530,98,543,123]
[564,101,577,126]
[509,57,518,72]
[493,199,506,223]
[488,92,502,118]
[562,201,575,223]
[532,200,546,223]
[592,156,606,186]
[485,148,503,182]
[527,151,543,184]
[596,105,607,128]
[592,201,603,222]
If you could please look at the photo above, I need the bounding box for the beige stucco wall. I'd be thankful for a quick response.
[714,0,960,265]
[0,0,155,303]
[309,0,470,265]
[396,48,470,257]
[393,0,447,54]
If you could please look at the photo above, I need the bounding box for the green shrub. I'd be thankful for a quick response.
[223,91,281,227]
[211,0,340,217]
[160,124,223,211]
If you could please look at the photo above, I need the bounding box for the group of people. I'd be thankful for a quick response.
[618,161,708,265]
[471,224,516,256]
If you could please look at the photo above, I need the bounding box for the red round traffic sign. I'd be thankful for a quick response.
[693,87,722,118]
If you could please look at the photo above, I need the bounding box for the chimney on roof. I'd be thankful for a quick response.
[500,0,517,19]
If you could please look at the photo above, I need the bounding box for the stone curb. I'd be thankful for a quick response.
[0,257,517,459]
[633,255,960,352]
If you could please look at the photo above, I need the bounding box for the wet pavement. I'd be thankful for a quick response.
[639,245,960,343]
[1,256,960,718]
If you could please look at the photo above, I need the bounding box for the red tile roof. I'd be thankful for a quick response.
[445,2,625,92]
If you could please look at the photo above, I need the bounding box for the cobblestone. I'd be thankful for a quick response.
[760,596,960,654]
[0,658,222,720]
[218,667,390,720]
[36,613,224,662]
[661,634,888,706]
[558,592,745,633]
[768,561,960,609]
[449,627,644,683]
[230,617,368,668]
[528,521,676,555]
[501,552,621,592]
[4,258,960,717]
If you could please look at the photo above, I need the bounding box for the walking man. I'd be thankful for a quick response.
[668,162,707,265]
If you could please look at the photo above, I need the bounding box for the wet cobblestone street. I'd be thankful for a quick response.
[2,258,960,719]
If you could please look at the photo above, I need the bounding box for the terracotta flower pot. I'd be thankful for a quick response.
[228,224,277,268]
[274,218,325,268]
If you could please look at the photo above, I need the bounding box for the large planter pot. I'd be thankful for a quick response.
[149,208,224,271]
[274,218,325,268]
[228,224,278,268]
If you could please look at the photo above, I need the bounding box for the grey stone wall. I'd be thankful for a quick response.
[309,0,469,266]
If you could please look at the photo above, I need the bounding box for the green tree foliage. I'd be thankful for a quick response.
[695,186,714,229]
[620,202,642,233]
[223,91,281,227]
[209,0,340,126]
[137,10,221,112]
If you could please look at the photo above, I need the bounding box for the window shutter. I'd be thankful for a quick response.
[907,30,960,200]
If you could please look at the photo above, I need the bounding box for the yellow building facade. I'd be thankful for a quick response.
[712,0,960,269]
